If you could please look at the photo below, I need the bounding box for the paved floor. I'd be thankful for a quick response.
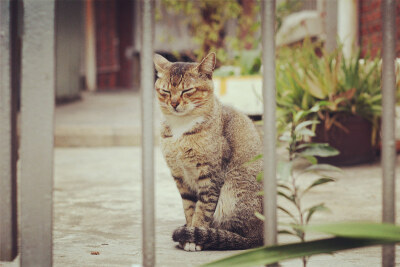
[54,90,161,147]
[3,147,400,267]
[2,91,400,267]
[52,148,400,267]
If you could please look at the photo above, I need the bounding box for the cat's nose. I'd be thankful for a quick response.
[171,101,180,109]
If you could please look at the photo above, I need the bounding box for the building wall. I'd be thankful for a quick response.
[55,0,83,102]
[359,0,400,57]
[95,0,133,90]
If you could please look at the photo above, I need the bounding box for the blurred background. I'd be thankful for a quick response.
[8,0,395,98]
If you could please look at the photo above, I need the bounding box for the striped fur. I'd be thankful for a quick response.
[154,53,264,251]
[172,226,263,250]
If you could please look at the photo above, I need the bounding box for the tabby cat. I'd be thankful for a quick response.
[154,53,264,251]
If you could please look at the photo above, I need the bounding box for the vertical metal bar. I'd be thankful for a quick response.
[381,0,397,266]
[141,0,155,266]
[19,0,55,266]
[261,0,277,253]
[0,0,18,261]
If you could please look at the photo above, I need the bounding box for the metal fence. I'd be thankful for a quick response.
[381,0,397,266]
[0,0,397,266]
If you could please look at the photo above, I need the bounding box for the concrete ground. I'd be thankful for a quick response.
[2,90,400,267]
[52,148,400,267]
[54,91,161,147]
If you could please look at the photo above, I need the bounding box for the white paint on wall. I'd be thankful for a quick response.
[337,0,359,58]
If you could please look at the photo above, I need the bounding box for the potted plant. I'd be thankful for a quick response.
[276,40,383,165]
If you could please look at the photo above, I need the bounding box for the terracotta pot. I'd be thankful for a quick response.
[312,114,378,166]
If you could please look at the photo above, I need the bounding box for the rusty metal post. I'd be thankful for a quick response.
[19,1,55,266]
[141,0,155,266]
[261,0,277,257]
[381,0,397,266]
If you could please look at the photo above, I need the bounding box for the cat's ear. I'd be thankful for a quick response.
[196,52,216,77]
[153,54,172,75]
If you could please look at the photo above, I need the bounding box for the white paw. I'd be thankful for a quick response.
[183,242,202,252]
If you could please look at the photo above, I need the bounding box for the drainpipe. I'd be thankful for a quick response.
[85,0,97,91]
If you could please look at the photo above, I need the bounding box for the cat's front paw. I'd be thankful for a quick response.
[183,242,202,252]
[173,226,204,252]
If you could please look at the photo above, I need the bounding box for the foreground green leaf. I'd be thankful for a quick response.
[305,222,400,241]
[202,223,400,267]
[201,237,393,267]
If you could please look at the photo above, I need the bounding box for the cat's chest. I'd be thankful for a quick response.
[164,115,204,141]
[161,117,220,191]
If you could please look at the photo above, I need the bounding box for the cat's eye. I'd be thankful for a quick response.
[161,89,170,94]
[181,88,195,96]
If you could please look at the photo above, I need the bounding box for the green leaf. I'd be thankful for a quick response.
[305,203,330,223]
[277,183,291,191]
[293,110,308,123]
[294,120,320,133]
[201,237,394,267]
[278,229,297,236]
[303,177,336,194]
[278,190,295,203]
[302,164,342,174]
[309,103,322,112]
[278,206,299,224]
[279,133,292,142]
[293,227,305,239]
[304,155,317,164]
[296,128,315,137]
[245,154,263,165]
[256,171,264,182]
[277,161,292,181]
[255,211,265,221]
[305,223,400,241]
[299,143,339,157]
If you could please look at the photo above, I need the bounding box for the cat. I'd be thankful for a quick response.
[153,52,264,251]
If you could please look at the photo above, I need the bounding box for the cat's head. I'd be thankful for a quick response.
[153,53,216,116]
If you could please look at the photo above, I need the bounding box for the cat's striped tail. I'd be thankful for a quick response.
[172,226,263,250]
